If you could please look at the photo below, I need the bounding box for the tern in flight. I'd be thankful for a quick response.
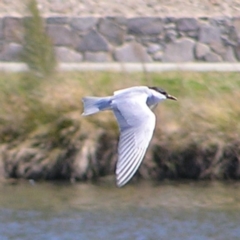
[82,86,177,187]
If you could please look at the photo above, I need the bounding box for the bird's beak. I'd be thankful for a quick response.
[167,94,177,101]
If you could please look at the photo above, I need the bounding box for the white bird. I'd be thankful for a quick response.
[82,86,177,187]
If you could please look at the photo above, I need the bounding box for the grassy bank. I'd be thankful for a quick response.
[0,71,240,182]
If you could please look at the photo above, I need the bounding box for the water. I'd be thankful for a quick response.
[0,179,240,240]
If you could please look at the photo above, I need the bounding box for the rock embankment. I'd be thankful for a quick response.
[0,16,240,63]
[1,1,240,63]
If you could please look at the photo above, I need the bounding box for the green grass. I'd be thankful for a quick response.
[22,0,56,77]
[0,71,239,146]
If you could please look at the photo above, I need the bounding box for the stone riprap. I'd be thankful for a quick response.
[0,16,240,63]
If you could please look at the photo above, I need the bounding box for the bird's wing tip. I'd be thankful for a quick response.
[116,178,126,188]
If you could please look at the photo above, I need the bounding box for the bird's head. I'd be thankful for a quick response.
[149,86,177,101]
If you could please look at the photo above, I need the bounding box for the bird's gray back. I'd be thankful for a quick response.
[113,86,150,98]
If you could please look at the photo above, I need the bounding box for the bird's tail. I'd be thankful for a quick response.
[82,96,112,116]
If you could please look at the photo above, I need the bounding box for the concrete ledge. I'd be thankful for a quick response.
[59,63,240,72]
[0,63,28,72]
[1,62,240,72]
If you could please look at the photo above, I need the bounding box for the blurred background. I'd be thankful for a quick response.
[0,0,240,239]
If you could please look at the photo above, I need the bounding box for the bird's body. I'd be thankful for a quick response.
[82,86,177,187]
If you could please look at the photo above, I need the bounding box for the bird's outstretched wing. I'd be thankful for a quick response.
[112,95,156,187]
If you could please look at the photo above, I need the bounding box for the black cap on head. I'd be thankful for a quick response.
[148,86,177,101]
[149,86,167,96]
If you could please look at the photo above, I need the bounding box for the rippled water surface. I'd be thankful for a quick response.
[0,180,240,240]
